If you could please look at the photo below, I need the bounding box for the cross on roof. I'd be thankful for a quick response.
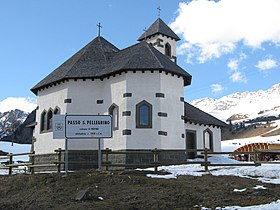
[157,6,161,17]
[97,22,102,37]
[143,27,147,41]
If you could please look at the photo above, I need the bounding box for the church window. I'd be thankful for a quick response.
[136,100,152,128]
[108,104,119,130]
[203,129,213,151]
[40,111,47,132]
[47,109,53,131]
[165,43,171,57]
[54,107,60,115]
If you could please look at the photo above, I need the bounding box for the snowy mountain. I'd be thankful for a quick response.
[0,109,36,144]
[190,83,280,122]
[0,109,28,139]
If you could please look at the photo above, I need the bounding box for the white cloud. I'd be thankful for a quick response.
[211,84,226,93]
[255,58,278,71]
[170,0,280,63]
[227,59,238,71]
[229,71,247,83]
[0,97,37,113]
[227,53,248,83]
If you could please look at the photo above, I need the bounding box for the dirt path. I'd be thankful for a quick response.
[0,170,280,209]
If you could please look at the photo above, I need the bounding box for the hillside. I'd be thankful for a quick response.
[191,83,280,122]
[191,83,280,139]
[1,170,280,209]
[0,110,35,144]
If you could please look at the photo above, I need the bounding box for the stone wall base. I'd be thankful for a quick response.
[33,150,188,171]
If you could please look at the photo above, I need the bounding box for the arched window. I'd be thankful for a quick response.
[203,129,213,151]
[165,43,171,57]
[54,106,60,115]
[108,104,119,130]
[47,109,53,131]
[40,110,47,132]
[136,100,152,128]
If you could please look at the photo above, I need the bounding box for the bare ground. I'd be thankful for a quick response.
[1,170,280,210]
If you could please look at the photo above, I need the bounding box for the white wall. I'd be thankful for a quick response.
[146,34,177,62]
[125,71,185,149]
[185,122,222,152]
[34,83,68,154]
[33,71,186,153]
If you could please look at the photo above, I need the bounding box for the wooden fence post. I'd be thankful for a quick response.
[253,147,257,163]
[9,154,13,175]
[30,151,35,174]
[204,148,208,172]
[57,148,62,173]
[153,148,159,172]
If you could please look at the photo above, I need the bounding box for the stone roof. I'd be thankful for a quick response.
[184,102,228,127]
[31,36,119,93]
[31,36,192,95]
[138,18,180,41]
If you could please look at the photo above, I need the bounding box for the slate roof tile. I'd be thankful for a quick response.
[184,102,228,127]
[138,18,180,41]
[31,36,191,94]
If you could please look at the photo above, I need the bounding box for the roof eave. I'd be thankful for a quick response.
[137,33,181,42]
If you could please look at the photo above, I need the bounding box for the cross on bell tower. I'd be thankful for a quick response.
[97,22,102,37]
[157,6,161,17]
[143,27,147,41]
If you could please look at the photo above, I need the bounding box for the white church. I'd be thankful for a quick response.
[31,18,227,169]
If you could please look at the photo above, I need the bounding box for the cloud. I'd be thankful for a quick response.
[171,0,280,63]
[229,71,247,83]
[227,53,248,83]
[211,84,226,93]
[255,58,278,71]
[227,59,238,71]
[0,97,37,113]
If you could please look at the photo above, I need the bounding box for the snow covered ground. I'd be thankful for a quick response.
[0,141,31,161]
[0,141,31,175]
[143,156,280,209]
[143,134,280,209]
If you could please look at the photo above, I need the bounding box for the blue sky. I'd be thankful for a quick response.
[0,0,279,111]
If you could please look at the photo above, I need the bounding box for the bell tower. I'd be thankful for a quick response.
[138,18,180,63]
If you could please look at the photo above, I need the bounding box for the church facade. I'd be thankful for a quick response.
[31,18,226,168]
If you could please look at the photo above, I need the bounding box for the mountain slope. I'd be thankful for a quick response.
[191,83,280,122]
[0,109,35,144]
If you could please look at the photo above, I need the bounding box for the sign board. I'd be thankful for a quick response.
[65,115,112,139]
[53,115,112,139]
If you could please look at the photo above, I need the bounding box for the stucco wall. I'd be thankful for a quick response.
[185,122,222,152]
[146,34,177,62]
[34,83,68,154]
[33,71,186,153]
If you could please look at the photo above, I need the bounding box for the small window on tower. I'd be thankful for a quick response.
[165,43,171,57]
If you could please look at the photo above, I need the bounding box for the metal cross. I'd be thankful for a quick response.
[143,27,147,41]
[97,22,102,36]
[157,6,161,17]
